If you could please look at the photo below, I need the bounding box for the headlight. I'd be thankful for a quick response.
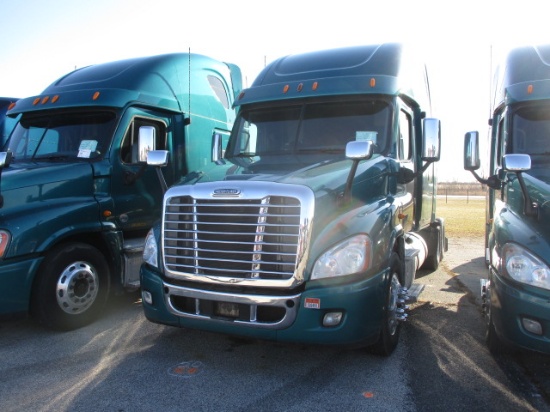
[311,234,372,280]
[0,230,10,258]
[502,243,550,290]
[143,228,158,268]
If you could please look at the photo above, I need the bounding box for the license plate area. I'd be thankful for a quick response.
[214,302,240,319]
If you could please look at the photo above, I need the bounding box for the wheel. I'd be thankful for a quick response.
[370,253,404,356]
[483,280,511,355]
[30,242,111,331]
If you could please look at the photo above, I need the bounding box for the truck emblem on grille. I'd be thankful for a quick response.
[213,188,241,197]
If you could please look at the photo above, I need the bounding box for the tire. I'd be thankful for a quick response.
[483,281,511,355]
[370,253,403,356]
[422,224,443,271]
[30,242,111,331]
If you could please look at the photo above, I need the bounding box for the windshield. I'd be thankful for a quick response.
[511,105,550,157]
[509,104,550,183]
[226,98,391,164]
[5,110,117,162]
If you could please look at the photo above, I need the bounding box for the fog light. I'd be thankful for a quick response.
[521,317,543,335]
[323,312,343,327]
[142,290,153,305]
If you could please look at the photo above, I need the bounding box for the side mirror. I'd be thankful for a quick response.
[422,118,441,161]
[503,154,531,172]
[503,154,536,217]
[464,131,481,171]
[146,150,170,194]
[345,140,374,160]
[146,150,169,167]
[0,151,13,169]
[138,126,156,163]
[212,132,225,164]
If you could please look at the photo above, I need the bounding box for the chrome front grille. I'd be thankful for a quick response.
[162,185,309,284]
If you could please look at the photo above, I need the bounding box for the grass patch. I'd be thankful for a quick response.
[436,197,485,238]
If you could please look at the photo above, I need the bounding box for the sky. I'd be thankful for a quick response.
[1,0,549,182]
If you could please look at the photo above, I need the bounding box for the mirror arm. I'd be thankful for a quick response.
[342,160,360,204]
[124,163,147,185]
[516,172,538,217]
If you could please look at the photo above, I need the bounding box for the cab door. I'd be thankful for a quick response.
[395,104,415,232]
[110,108,172,235]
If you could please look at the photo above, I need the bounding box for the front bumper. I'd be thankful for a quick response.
[140,264,387,346]
[490,268,550,354]
[0,257,43,315]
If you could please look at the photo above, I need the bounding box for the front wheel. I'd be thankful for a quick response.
[370,253,405,356]
[483,280,511,355]
[30,242,111,330]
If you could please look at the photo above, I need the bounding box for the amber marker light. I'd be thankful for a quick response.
[527,84,534,94]
[7,102,16,110]
[238,91,245,100]
[51,95,59,103]
[297,83,303,92]
[103,210,112,217]
[283,85,290,93]
[92,91,100,100]
[33,97,41,105]
[312,82,318,91]
[370,78,376,88]
[41,96,50,104]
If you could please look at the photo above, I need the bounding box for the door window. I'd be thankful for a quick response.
[121,118,166,164]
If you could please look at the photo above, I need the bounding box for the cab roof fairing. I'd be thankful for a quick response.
[7,53,238,117]
[234,43,431,111]
[493,45,550,109]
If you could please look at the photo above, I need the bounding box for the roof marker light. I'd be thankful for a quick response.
[41,96,50,104]
[7,102,16,110]
[312,82,318,91]
[527,84,534,94]
[33,97,41,105]
[238,91,245,100]
[297,83,303,92]
[92,91,100,101]
[283,85,290,94]
[52,95,59,103]
[370,78,376,88]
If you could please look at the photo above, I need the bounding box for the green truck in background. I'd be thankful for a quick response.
[141,43,446,356]
[465,44,550,354]
[1,97,18,146]
[0,53,242,330]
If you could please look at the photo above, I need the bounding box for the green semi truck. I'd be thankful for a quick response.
[141,43,446,356]
[465,44,550,354]
[0,53,242,330]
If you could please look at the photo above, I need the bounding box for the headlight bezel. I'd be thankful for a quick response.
[0,230,11,259]
[311,234,372,280]
[501,242,550,291]
[143,227,158,268]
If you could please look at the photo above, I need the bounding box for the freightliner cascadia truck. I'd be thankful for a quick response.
[0,53,242,330]
[141,43,445,355]
[464,44,550,354]
[1,97,18,146]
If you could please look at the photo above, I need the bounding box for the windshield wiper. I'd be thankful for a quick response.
[32,154,72,161]
[296,147,343,154]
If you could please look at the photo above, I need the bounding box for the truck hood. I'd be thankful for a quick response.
[178,155,392,258]
[499,170,550,262]
[525,170,550,235]
[189,155,390,196]
[0,161,95,210]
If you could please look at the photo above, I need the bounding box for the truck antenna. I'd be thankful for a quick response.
[186,48,192,125]
[489,44,495,119]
